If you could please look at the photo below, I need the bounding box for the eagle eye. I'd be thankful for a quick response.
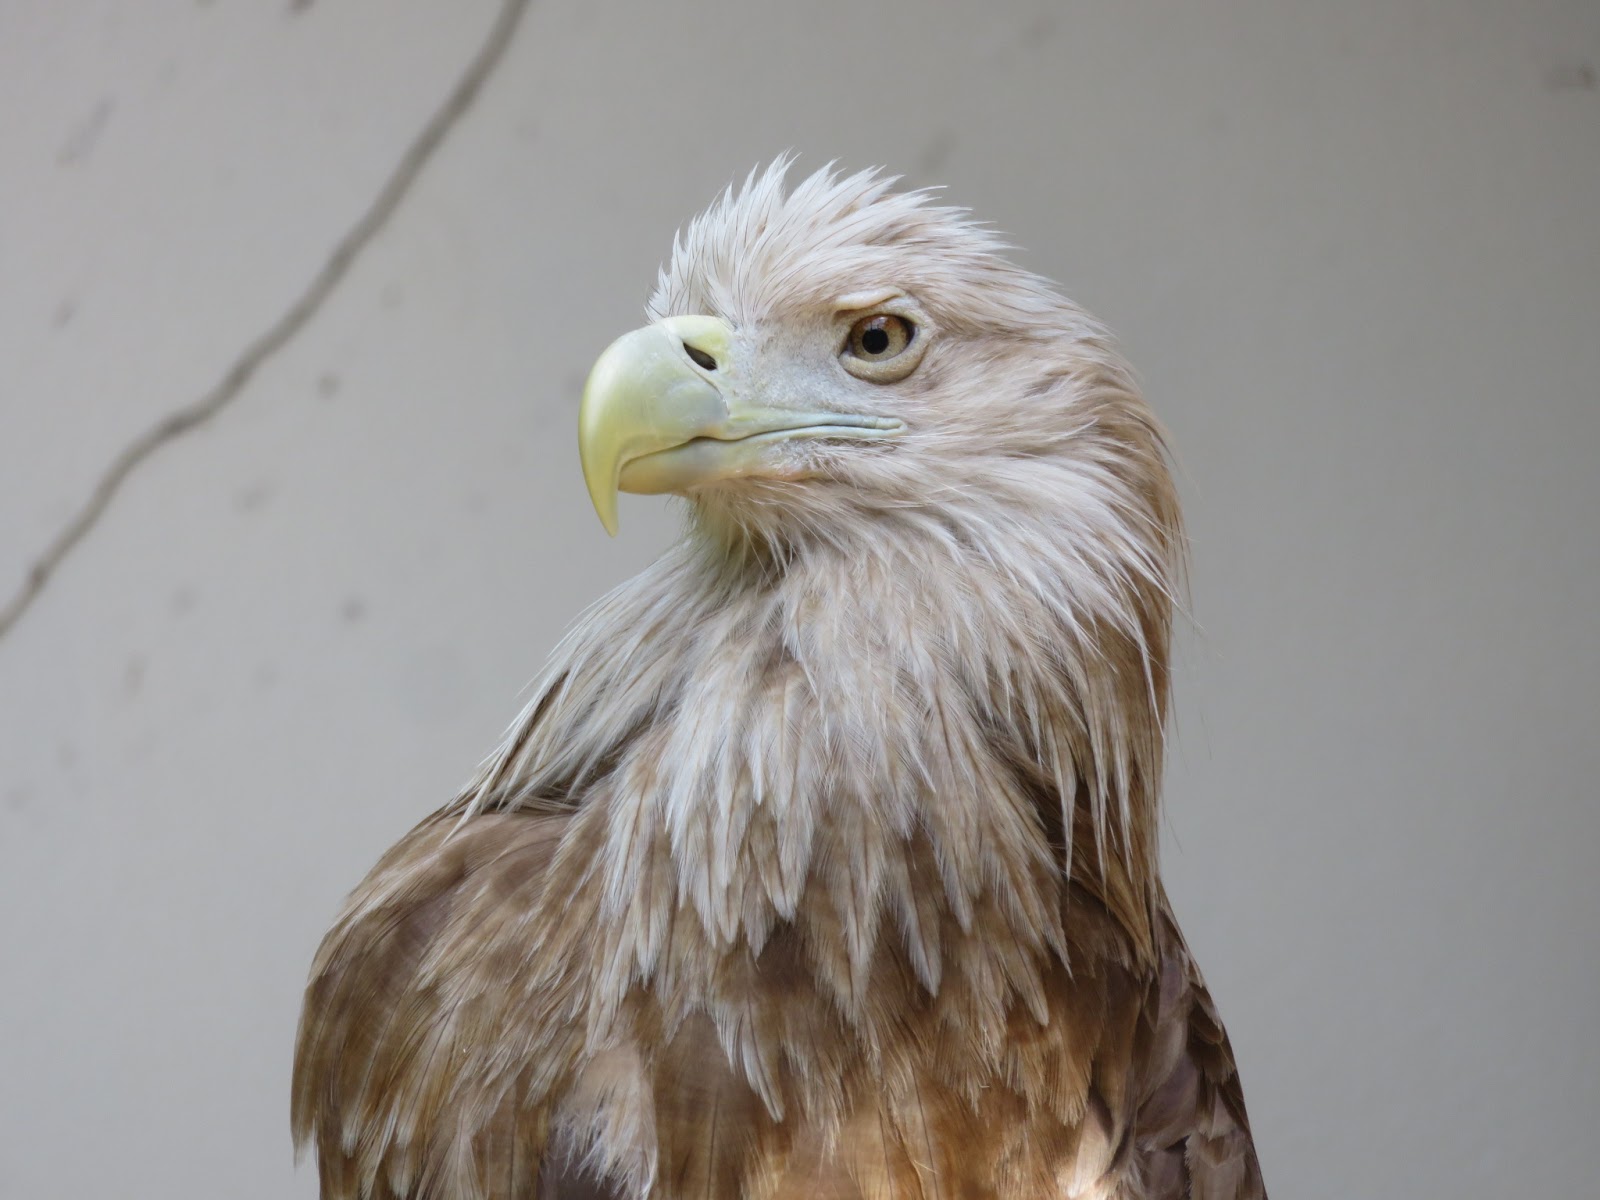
[841,314,923,382]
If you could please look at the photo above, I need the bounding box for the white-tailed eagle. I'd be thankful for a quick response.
[293,161,1265,1200]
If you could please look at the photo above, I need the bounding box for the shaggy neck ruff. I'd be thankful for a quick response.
[463,463,1175,988]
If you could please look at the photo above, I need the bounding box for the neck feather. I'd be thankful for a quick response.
[463,448,1178,968]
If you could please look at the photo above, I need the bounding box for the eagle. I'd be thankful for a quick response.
[292,161,1266,1200]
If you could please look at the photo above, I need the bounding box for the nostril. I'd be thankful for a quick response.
[683,343,717,371]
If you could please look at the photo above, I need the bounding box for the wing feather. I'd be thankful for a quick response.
[292,806,599,1198]
[1128,906,1266,1199]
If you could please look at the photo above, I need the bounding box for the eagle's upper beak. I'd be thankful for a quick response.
[577,314,903,534]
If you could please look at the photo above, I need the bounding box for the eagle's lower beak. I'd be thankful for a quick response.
[578,314,903,534]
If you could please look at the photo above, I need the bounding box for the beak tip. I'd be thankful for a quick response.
[579,434,620,537]
[586,485,620,537]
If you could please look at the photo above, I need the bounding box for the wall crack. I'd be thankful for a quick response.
[0,0,532,642]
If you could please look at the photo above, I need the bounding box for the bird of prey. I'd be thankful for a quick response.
[293,161,1265,1199]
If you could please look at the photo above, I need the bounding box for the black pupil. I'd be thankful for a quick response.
[861,325,891,355]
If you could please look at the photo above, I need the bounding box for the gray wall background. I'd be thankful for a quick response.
[2,2,1596,1197]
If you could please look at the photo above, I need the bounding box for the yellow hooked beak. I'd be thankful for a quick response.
[578,314,903,534]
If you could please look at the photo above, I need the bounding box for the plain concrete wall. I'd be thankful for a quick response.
[2,2,1596,1196]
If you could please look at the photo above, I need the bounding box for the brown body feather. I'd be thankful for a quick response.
[293,164,1265,1198]
[294,804,1260,1198]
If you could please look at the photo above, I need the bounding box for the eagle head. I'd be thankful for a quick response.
[579,159,1177,585]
